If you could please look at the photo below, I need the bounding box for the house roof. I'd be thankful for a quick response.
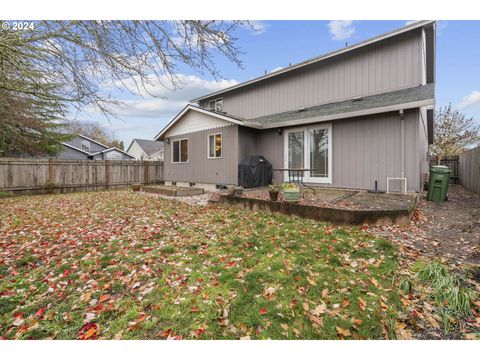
[155,85,435,138]
[154,105,259,140]
[250,84,435,128]
[76,134,109,150]
[191,20,435,103]
[128,139,164,156]
[90,147,135,158]
[61,142,93,155]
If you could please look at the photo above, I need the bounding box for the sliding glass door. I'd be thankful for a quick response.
[284,124,332,183]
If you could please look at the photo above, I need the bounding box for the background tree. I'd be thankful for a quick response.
[430,104,480,161]
[0,20,250,156]
[0,30,72,156]
[65,120,124,150]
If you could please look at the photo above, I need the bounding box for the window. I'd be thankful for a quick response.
[106,151,122,160]
[208,133,222,158]
[284,124,332,184]
[172,139,188,163]
[81,140,91,151]
[208,98,223,112]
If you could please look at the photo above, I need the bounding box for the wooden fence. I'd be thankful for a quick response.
[0,158,164,195]
[429,155,460,184]
[459,146,480,195]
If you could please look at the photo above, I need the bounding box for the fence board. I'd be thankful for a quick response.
[459,146,480,195]
[0,158,163,195]
[429,155,459,184]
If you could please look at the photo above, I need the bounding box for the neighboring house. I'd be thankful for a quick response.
[154,21,436,192]
[126,139,164,161]
[58,134,135,160]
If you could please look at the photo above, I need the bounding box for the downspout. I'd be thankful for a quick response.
[399,109,405,178]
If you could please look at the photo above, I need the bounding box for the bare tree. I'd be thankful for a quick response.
[0,20,250,155]
[430,104,480,161]
[3,20,249,115]
[66,120,124,149]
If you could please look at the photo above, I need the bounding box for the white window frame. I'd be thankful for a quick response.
[171,138,189,164]
[283,123,332,184]
[208,98,223,112]
[207,133,223,159]
[81,140,91,151]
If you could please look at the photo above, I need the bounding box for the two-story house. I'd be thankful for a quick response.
[58,134,135,160]
[154,20,436,192]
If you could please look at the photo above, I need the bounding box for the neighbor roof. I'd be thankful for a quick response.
[129,139,164,156]
[251,84,435,128]
[191,20,435,103]
[90,147,135,158]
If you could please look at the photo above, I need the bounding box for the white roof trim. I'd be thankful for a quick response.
[126,139,136,153]
[89,147,135,158]
[260,98,436,129]
[61,142,92,155]
[192,20,435,103]
[154,105,260,140]
[76,134,109,149]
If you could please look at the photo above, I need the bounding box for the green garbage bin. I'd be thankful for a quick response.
[427,165,451,203]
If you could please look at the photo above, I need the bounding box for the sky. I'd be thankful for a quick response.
[77,20,480,147]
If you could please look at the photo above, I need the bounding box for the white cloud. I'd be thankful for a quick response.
[458,90,480,110]
[249,21,268,35]
[99,73,238,118]
[327,20,355,41]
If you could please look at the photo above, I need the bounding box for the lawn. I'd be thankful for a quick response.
[0,190,423,339]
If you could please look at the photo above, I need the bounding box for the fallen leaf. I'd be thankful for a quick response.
[312,303,326,316]
[336,326,351,337]
[259,308,267,315]
[358,297,366,311]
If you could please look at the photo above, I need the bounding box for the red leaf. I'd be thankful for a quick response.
[78,323,99,340]
[259,308,267,315]
[35,307,46,319]
[193,328,205,337]
[190,306,200,313]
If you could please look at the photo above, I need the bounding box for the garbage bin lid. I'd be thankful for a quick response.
[430,165,451,173]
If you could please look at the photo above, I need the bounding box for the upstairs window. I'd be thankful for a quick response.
[172,139,188,163]
[81,140,91,151]
[208,133,222,159]
[208,98,223,112]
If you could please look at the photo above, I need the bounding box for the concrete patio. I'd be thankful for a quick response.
[219,186,418,225]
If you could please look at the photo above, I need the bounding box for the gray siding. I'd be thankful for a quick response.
[256,129,284,184]
[251,110,422,191]
[201,30,424,119]
[238,126,258,162]
[55,146,89,160]
[332,109,420,191]
[164,125,239,185]
[63,136,107,154]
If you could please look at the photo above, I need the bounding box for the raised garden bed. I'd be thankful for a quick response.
[219,191,418,225]
[142,185,204,197]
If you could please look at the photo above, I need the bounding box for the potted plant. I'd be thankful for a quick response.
[268,181,280,201]
[282,182,300,202]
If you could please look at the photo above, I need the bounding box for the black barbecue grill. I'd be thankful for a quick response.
[238,156,273,188]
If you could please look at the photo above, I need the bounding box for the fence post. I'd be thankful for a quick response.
[49,158,54,183]
[105,160,109,189]
[144,161,149,185]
